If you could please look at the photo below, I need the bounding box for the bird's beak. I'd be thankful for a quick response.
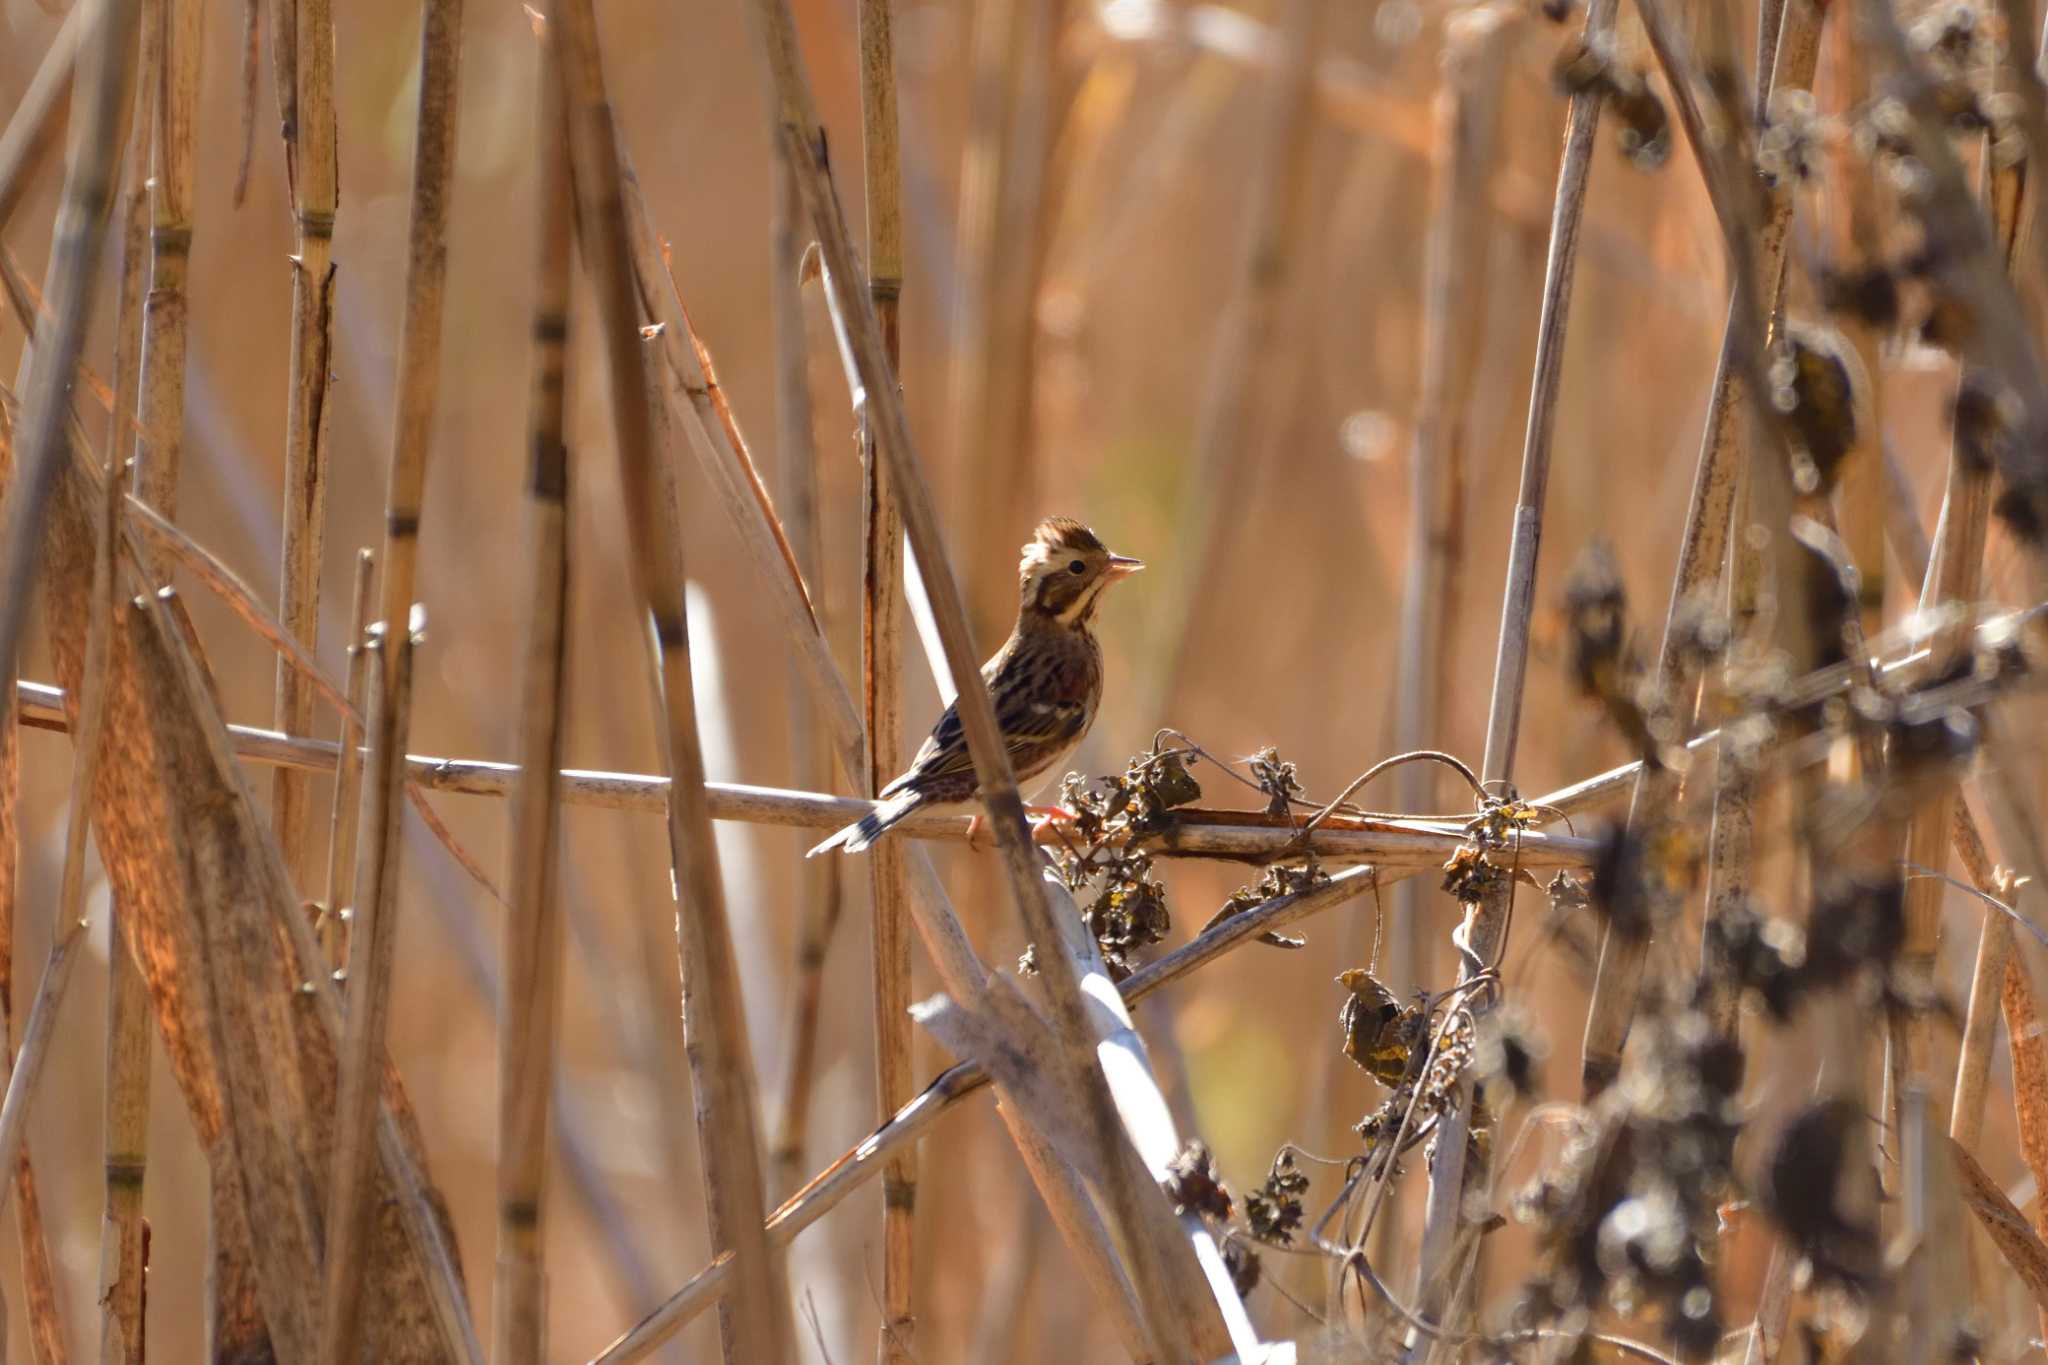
[1106,554,1145,579]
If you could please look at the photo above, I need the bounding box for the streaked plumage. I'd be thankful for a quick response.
[808,517,1142,856]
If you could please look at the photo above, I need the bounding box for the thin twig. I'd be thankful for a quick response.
[319,549,375,968]
[319,0,463,1357]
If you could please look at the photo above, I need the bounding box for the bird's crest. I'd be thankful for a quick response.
[1020,516,1105,572]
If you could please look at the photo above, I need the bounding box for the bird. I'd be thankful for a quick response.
[807,516,1143,856]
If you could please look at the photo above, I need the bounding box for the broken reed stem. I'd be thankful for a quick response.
[132,0,198,521]
[854,0,916,1351]
[320,549,374,968]
[269,0,339,893]
[0,0,139,706]
[1416,0,1616,1314]
[319,0,462,1359]
[1147,0,1325,715]
[751,0,1253,1351]
[0,4,86,236]
[595,863,1384,1360]
[766,151,842,1196]
[1580,0,1825,1098]
[554,3,794,1358]
[493,21,573,1364]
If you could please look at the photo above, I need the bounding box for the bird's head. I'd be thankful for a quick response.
[1017,516,1143,626]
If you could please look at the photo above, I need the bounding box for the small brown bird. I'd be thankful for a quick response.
[808,516,1143,856]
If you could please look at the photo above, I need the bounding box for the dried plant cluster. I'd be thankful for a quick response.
[12,0,2048,1360]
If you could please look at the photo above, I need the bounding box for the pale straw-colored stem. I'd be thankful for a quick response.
[319,0,463,1358]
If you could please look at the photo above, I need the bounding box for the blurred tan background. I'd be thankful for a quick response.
[7,0,2047,1358]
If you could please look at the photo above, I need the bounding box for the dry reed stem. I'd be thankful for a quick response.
[1951,1136,2048,1314]
[132,0,197,519]
[319,1,463,1357]
[1417,0,1616,1312]
[493,22,573,1361]
[854,0,916,1351]
[0,0,138,716]
[0,4,85,235]
[1579,0,1826,1098]
[1147,0,1325,715]
[555,3,794,1357]
[92,130,150,1365]
[268,0,338,893]
[750,0,1260,1343]
[1369,1,1515,1254]
[766,150,842,1197]
[320,549,374,968]
[594,863,1383,1359]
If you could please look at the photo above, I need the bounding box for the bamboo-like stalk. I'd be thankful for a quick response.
[1414,0,1616,1313]
[94,101,152,1365]
[853,0,916,1352]
[554,3,794,1358]
[0,3,86,237]
[319,0,463,1358]
[1579,0,1826,1098]
[593,863,1383,1360]
[493,22,573,1364]
[131,0,197,522]
[766,153,842,1197]
[1362,2,1514,1262]
[1144,0,1326,718]
[268,0,338,893]
[0,0,139,702]
[320,549,374,968]
[751,4,1256,1352]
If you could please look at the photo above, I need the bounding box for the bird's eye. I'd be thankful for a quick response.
[1068,560,1086,575]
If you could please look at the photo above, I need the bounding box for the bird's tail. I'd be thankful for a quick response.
[806,789,924,857]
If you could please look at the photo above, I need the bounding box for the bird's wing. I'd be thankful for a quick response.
[884,650,1088,795]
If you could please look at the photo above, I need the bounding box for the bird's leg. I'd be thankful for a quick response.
[963,812,987,851]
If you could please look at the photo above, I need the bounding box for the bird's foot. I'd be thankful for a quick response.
[963,813,988,852]
[1026,804,1077,829]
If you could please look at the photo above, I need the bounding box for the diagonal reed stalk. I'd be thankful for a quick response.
[766,153,842,1197]
[0,3,86,236]
[318,0,463,1359]
[594,863,1384,1360]
[553,2,795,1357]
[1580,0,1826,1098]
[1414,0,1616,1317]
[493,17,574,1364]
[853,0,917,1352]
[268,0,338,893]
[747,0,1261,1353]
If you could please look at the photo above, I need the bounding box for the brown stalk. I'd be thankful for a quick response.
[554,2,794,1357]
[269,0,339,893]
[93,105,152,1365]
[0,0,139,713]
[0,3,86,236]
[319,0,464,1358]
[752,0,1259,1347]
[319,549,374,968]
[854,0,916,1352]
[1145,0,1326,717]
[593,863,1384,1360]
[1416,0,1617,1312]
[131,0,197,521]
[1580,0,1826,1097]
[494,21,573,1362]
[1363,1,1515,1253]
[766,153,843,1197]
